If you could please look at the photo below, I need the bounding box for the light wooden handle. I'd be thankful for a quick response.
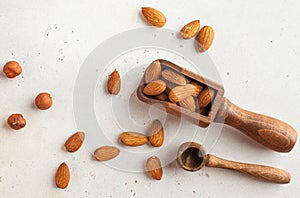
[205,154,290,184]
[215,98,297,152]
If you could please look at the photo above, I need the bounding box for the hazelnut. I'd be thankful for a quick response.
[35,92,53,110]
[7,113,26,130]
[3,61,22,78]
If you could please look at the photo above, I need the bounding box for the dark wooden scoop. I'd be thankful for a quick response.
[137,59,297,152]
[177,142,291,184]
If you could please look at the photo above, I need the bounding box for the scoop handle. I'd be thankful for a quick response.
[205,154,290,184]
[215,97,297,152]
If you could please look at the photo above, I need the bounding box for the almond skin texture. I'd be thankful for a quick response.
[197,25,214,52]
[180,20,200,39]
[168,84,199,103]
[161,69,186,86]
[144,60,161,83]
[198,87,216,108]
[146,156,163,180]
[3,61,22,78]
[155,93,169,101]
[141,7,166,28]
[64,132,85,152]
[191,81,204,96]
[148,120,164,147]
[107,70,121,95]
[143,80,166,96]
[120,132,148,146]
[35,92,53,110]
[179,96,196,112]
[94,146,120,161]
[55,162,70,189]
[7,113,26,130]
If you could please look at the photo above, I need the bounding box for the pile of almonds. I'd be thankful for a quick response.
[142,60,216,115]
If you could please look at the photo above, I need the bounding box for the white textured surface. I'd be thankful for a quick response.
[0,0,299,198]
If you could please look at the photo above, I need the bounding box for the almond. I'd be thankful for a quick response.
[155,93,169,101]
[120,132,148,146]
[191,81,204,96]
[144,60,161,83]
[141,7,166,28]
[161,69,186,86]
[64,132,85,152]
[94,146,120,161]
[179,96,196,112]
[55,162,70,189]
[168,84,199,103]
[180,20,200,39]
[197,25,214,52]
[198,87,216,108]
[148,120,164,147]
[146,156,163,180]
[143,80,166,96]
[107,70,121,95]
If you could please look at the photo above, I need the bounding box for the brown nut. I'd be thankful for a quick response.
[64,132,85,152]
[148,120,164,147]
[197,25,215,52]
[143,80,166,96]
[55,162,70,189]
[141,7,166,28]
[144,60,161,83]
[180,20,200,39]
[107,70,121,95]
[120,132,148,146]
[3,61,22,78]
[94,146,120,161]
[146,156,163,180]
[35,92,53,110]
[7,113,26,130]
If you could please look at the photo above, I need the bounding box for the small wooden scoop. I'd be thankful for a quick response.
[137,59,297,152]
[177,142,291,184]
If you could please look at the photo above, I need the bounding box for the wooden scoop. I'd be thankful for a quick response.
[137,59,297,152]
[177,142,291,184]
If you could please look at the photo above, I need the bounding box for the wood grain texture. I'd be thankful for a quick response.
[205,154,291,184]
[215,98,297,152]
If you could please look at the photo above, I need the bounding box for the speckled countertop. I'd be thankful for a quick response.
[0,0,299,198]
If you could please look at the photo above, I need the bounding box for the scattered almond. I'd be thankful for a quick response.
[94,146,120,161]
[162,69,186,86]
[148,120,164,147]
[179,96,196,112]
[120,132,148,146]
[144,60,161,83]
[107,70,121,95]
[141,7,166,28]
[197,25,214,52]
[64,132,85,153]
[180,20,200,39]
[146,156,163,180]
[143,80,166,96]
[168,84,199,103]
[198,87,216,108]
[55,162,70,189]
[155,93,169,101]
